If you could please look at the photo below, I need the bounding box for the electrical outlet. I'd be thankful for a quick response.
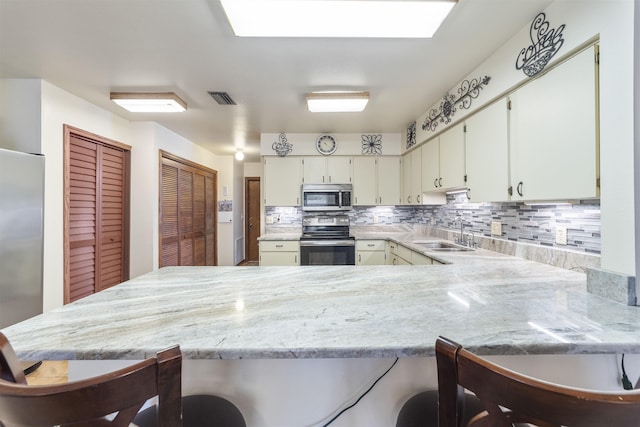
[266,215,273,224]
[491,221,502,236]
[430,217,436,226]
[556,226,567,245]
[373,215,379,224]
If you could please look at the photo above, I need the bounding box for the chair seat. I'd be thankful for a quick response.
[133,394,246,427]
[396,390,484,427]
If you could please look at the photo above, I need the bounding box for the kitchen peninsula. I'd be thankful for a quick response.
[3,245,640,427]
[3,246,639,361]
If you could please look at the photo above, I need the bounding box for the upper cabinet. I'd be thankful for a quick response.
[353,156,401,206]
[302,156,352,184]
[264,156,302,206]
[421,123,465,193]
[465,98,510,203]
[402,148,423,205]
[508,45,599,201]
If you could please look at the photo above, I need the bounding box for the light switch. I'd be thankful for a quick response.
[556,226,567,245]
[491,221,502,236]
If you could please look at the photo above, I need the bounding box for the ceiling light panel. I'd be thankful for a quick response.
[306,91,369,112]
[110,92,187,113]
[220,0,456,38]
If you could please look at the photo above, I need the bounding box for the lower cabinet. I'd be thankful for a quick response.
[356,240,386,265]
[259,240,300,266]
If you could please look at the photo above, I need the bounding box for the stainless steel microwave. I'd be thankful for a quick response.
[301,184,353,211]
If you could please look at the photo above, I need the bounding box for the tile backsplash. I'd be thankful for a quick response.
[266,194,601,254]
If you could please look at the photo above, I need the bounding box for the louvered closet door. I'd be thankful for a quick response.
[160,155,217,267]
[68,133,127,302]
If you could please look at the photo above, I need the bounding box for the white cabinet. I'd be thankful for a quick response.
[353,156,401,206]
[356,240,386,265]
[402,148,423,205]
[509,46,599,201]
[465,98,510,203]
[302,156,352,184]
[259,240,300,266]
[421,123,465,192]
[264,157,302,206]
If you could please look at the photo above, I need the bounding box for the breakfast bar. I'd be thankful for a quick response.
[3,247,640,426]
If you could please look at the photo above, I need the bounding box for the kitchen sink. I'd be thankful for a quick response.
[411,240,474,252]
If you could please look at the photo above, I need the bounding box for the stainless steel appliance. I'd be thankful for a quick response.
[299,215,355,265]
[301,184,352,212]
[0,148,44,328]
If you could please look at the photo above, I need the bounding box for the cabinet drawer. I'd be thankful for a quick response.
[356,240,385,251]
[388,241,398,254]
[259,240,300,251]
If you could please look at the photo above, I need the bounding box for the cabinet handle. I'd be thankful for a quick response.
[275,244,283,248]
[517,181,523,197]
[508,186,513,196]
[393,258,397,265]
[295,255,298,264]
[439,177,443,187]
[358,254,362,262]
[434,178,438,188]
[367,243,375,247]
[408,195,411,203]
[417,194,421,203]
[466,189,471,200]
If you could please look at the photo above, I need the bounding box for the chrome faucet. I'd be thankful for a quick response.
[456,216,465,245]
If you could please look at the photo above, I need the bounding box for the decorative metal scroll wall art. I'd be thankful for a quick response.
[361,134,383,155]
[406,121,416,150]
[516,12,565,77]
[421,76,491,132]
[272,133,293,156]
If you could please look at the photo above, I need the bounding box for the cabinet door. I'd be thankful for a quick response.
[401,153,412,205]
[327,157,352,184]
[421,140,440,192]
[377,156,401,205]
[410,148,422,204]
[439,123,465,190]
[302,157,326,184]
[510,46,598,201]
[357,251,386,265]
[465,98,510,202]
[264,157,302,206]
[353,157,377,206]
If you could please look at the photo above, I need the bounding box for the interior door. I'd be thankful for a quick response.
[64,126,130,303]
[160,152,217,267]
[245,177,260,263]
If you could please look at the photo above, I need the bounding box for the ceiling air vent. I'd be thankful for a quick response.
[208,91,236,105]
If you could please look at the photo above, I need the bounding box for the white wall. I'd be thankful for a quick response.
[409,0,635,278]
[5,80,236,311]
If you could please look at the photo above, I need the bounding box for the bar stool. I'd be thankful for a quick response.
[0,332,182,427]
[133,394,246,427]
[435,336,640,426]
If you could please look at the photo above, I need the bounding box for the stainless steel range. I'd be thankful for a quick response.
[299,214,355,265]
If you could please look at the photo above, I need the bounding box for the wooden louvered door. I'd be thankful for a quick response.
[64,125,130,303]
[160,152,217,267]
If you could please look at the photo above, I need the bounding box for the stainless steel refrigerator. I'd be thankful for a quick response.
[0,148,44,329]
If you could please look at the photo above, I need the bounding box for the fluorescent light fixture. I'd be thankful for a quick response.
[220,0,456,38]
[234,150,245,161]
[110,92,187,113]
[306,91,369,112]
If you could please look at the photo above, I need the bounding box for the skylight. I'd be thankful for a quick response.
[220,0,456,38]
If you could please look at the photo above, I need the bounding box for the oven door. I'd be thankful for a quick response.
[299,240,355,265]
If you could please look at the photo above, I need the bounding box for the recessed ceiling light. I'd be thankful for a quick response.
[306,91,369,112]
[110,92,187,113]
[220,0,456,38]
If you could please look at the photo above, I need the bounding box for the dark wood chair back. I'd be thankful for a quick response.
[0,332,182,427]
[436,336,640,427]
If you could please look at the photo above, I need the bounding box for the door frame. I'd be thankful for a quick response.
[63,124,131,304]
[244,177,261,263]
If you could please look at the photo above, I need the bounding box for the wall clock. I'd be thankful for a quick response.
[316,134,337,155]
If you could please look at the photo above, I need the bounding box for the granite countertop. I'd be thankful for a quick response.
[3,255,640,361]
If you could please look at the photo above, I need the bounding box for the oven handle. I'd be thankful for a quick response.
[300,240,356,247]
